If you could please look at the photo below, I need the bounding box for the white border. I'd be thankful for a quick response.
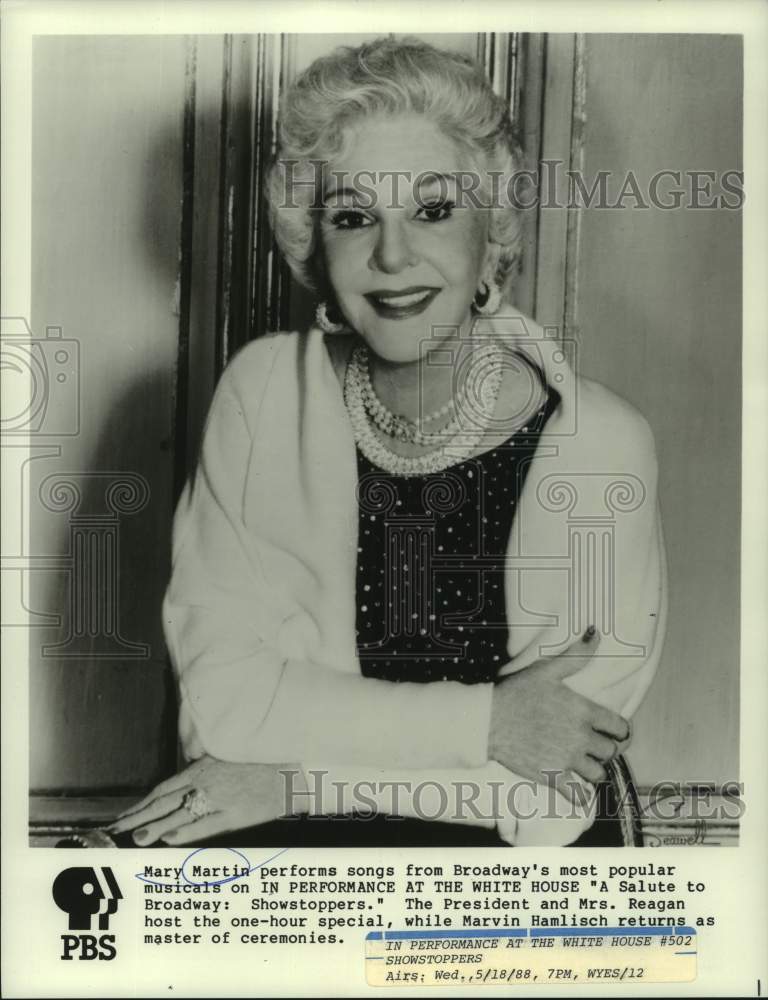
[2,2,767,996]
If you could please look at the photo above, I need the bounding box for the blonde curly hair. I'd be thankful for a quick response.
[267,36,525,294]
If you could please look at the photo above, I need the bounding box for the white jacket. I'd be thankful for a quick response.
[163,319,668,845]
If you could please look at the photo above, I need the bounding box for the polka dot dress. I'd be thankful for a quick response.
[355,380,562,685]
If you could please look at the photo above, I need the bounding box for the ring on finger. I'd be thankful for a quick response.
[182,788,213,819]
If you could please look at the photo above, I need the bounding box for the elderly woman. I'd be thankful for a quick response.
[112,37,667,848]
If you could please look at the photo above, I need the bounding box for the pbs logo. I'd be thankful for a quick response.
[52,866,122,961]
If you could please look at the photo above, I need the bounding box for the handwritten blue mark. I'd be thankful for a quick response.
[135,846,290,888]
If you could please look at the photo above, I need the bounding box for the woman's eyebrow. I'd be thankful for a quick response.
[414,172,459,196]
[321,184,372,208]
[416,171,455,184]
[320,173,460,212]
[323,185,357,199]
[323,172,458,194]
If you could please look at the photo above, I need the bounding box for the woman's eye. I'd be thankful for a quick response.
[415,200,455,223]
[328,209,373,230]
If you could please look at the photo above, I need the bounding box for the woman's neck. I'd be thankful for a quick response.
[368,328,477,423]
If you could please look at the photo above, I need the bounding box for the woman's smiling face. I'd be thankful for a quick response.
[318,115,493,363]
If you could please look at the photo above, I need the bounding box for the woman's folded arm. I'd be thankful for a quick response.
[168,610,495,770]
[165,365,493,772]
[165,344,667,816]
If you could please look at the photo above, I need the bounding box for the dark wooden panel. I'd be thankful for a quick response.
[534,33,576,328]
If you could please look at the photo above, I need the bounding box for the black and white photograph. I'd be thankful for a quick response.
[20,26,742,849]
[2,2,766,996]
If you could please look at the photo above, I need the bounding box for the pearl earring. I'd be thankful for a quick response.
[473,279,502,316]
[315,301,346,334]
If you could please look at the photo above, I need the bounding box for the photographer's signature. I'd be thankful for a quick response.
[645,818,708,848]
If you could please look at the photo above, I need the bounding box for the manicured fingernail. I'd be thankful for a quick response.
[583,625,596,641]
[133,828,149,844]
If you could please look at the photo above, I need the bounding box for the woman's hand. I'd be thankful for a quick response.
[109,757,305,846]
[489,629,631,792]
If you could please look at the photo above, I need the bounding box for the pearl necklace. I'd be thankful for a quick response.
[344,343,505,476]
[358,349,473,445]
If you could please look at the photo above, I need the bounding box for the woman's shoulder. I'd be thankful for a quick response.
[576,374,658,473]
[224,329,300,375]
[490,309,657,464]
[218,330,312,407]
[223,327,352,401]
[579,375,655,441]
